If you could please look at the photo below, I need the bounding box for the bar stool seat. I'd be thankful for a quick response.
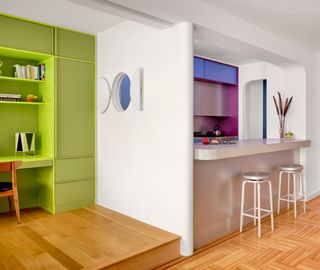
[242,172,271,181]
[277,163,306,218]
[240,171,274,238]
[279,164,303,171]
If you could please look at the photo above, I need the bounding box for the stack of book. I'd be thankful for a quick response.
[13,64,46,80]
[0,93,21,101]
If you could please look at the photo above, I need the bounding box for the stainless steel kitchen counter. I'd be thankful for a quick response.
[193,138,310,249]
[194,139,310,160]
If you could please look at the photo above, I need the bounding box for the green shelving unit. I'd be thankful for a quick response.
[0,101,44,105]
[0,12,96,214]
[0,76,46,83]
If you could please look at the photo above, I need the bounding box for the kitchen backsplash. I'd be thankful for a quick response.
[194,116,224,132]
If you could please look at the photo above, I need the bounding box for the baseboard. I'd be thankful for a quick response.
[307,190,320,201]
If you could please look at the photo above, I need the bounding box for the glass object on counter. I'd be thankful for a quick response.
[279,127,285,139]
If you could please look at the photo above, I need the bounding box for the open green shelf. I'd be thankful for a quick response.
[0,46,52,61]
[0,75,46,84]
[0,100,44,105]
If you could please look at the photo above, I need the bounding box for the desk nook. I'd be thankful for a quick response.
[0,14,95,215]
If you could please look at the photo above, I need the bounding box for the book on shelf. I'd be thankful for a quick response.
[13,64,46,80]
[0,93,21,101]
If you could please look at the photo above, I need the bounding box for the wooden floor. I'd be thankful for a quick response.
[160,197,320,270]
[0,205,180,270]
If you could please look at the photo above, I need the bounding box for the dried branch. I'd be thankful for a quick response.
[284,96,293,116]
[278,92,283,115]
[273,96,280,116]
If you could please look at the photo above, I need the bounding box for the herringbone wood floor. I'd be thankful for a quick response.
[162,197,320,270]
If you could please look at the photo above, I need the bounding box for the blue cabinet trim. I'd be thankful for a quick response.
[194,57,204,78]
[194,56,238,85]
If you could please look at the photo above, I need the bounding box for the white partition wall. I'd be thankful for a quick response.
[244,80,264,139]
[97,21,194,255]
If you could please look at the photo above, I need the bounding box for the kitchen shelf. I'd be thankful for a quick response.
[0,100,44,105]
[0,76,45,84]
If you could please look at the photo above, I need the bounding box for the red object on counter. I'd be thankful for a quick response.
[202,138,209,145]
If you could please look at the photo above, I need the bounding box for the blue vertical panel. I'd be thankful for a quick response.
[120,75,131,110]
[263,79,267,139]
[204,60,237,85]
[194,57,204,78]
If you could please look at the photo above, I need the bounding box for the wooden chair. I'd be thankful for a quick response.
[0,161,22,223]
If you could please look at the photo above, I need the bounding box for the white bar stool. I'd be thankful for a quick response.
[277,164,306,218]
[240,172,274,238]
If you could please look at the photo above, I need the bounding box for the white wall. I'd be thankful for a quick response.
[97,21,194,255]
[245,80,263,139]
[239,62,285,139]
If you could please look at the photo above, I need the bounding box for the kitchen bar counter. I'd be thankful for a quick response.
[194,138,310,249]
[194,139,310,160]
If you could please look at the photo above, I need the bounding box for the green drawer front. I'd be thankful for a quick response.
[55,157,95,182]
[0,15,53,54]
[55,28,95,61]
[55,178,95,212]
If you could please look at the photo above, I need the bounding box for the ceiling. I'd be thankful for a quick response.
[194,40,259,65]
[2,0,319,64]
[0,0,124,33]
[202,0,320,52]
[94,0,320,53]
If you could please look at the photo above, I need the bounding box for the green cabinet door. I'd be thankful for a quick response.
[0,15,53,54]
[56,58,95,158]
[55,28,95,61]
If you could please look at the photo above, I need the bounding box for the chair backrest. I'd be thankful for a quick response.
[0,161,22,173]
[0,162,11,172]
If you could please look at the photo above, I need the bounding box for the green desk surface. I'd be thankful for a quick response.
[0,155,53,169]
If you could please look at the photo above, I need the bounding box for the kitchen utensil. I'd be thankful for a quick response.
[200,129,208,136]
[213,125,222,136]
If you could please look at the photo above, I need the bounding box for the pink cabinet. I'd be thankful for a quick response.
[194,81,229,116]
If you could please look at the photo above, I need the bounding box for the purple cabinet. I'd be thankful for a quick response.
[194,56,238,85]
[194,57,204,78]
[193,56,239,136]
[204,60,237,85]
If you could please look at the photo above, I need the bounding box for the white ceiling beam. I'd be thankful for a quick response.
[68,0,173,29]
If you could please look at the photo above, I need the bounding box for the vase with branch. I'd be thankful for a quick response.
[272,92,293,139]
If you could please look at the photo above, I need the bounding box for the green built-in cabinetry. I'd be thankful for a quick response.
[55,54,95,212]
[0,13,95,214]
[55,28,95,62]
[0,15,53,54]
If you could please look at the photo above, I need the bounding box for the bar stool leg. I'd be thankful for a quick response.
[254,182,257,226]
[287,172,290,210]
[278,171,283,214]
[302,171,307,213]
[257,182,261,238]
[240,180,246,233]
[293,172,297,218]
[268,180,274,231]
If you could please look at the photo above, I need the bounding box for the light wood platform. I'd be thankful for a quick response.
[0,205,180,270]
[160,197,320,270]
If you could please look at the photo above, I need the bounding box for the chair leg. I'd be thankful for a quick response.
[278,171,283,214]
[12,188,21,224]
[293,172,297,218]
[240,180,246,233]
[253,182,256,226]
[8,196,13,216]
[268,180,274,231]
[257,182,261,238]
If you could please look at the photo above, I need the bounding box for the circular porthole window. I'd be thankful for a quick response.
[112,73,131,112]
[98,76,112,114]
